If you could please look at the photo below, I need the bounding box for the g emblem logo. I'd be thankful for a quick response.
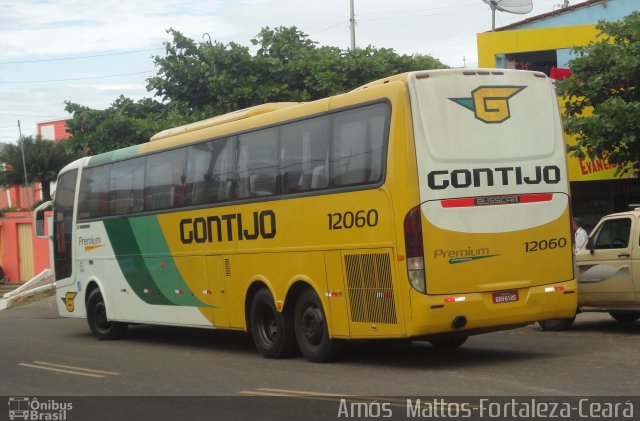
[450,86,526,124]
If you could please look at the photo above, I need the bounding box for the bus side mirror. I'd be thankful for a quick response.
[587,237,595,255]
[34,201,52,238]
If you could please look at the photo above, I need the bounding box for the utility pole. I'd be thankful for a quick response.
[349,0,356,50]
[17,120,31,207]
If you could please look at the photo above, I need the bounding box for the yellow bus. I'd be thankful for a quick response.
[36,69,577,362]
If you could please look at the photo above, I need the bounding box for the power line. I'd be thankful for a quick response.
[0,48,164,65]
[0,113,67,118]
[309,20,349,36]
[356,0,478,16]
[359,6,487,22]
[0,70,155,84]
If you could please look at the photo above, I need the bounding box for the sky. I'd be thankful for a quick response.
[0,0,578,142]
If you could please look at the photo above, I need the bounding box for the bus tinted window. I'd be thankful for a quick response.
[237,128,279,199]
[280,116,330,193]
[76,101,390,222]
[185,137,235,205]
[145,148,186,210]
[78,165,110,219]
[209,137,236,202]
[331,103,388,187]
[110,158,145,215]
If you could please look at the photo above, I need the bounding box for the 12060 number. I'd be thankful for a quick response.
[524,238,567,252]
[328,209,379,230]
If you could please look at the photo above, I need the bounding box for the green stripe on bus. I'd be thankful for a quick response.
[130,216,211,308]
[103,217,173,306]
[88,145,141,166]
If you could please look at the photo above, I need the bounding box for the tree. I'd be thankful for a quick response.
[148,27,447,114]
[558,12,640,176]
[65,26,447,154]
[64,96,191,155]
[0,136,80,201]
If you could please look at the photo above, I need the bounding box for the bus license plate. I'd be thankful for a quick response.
[492,290,519,304]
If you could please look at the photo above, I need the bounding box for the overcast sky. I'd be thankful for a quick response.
[0,0,573,142]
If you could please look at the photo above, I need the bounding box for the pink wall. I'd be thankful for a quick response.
[0,211,51,283]
[0,185,40,210]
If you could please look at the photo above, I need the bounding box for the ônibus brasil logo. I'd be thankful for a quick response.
[449,86,526,124]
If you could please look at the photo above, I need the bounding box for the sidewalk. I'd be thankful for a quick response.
[0,270,54,310]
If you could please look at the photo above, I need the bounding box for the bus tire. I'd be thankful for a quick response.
[537,317,575,331]
[428,334,468,348]
[249,288,297,359]
[609,311,640,323]
[294,288,340,363]
[86,289,128,340]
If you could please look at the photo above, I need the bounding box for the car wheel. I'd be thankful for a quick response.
[609,311,640,323]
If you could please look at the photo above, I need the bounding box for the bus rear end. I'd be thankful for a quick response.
[404,69,577,338]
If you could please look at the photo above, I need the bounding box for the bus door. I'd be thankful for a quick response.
[578,215,637,306]
[53,169,78,288]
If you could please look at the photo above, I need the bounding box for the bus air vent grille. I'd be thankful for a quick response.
[344,253,397,324]
[224,258,231,277]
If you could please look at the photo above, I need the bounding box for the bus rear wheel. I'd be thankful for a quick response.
[86,289,127,340]
[249,288,296,359]
[537,317,575,331]
[294,288,340,363]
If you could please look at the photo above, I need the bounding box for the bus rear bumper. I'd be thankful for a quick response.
[405,279,577,337]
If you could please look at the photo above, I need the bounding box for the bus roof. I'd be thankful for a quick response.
[150,102,300,142]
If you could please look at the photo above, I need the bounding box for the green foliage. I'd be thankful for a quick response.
[0,136,80,200]
[148,26,447,112]
[64,96,194,155]
[558,11,640,175]
[67,26,447,154]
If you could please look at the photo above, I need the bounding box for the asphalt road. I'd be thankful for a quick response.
[0,292,638,419]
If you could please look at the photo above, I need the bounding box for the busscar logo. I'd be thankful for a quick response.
[449,86,526,124]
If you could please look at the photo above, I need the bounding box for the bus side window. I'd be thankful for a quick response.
[236,128,279,199]
[211,137,236,202]
[146,148,186,211]
[331,103,388,187]
[78,165,110,219]
[109,158,145,215]
[185,137,236,205]
[185,142,214,206]
[280,116,330,193]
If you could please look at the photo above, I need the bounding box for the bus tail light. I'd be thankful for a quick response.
[404,206,426,294]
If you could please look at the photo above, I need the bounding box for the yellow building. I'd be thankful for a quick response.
[477,0,640,228]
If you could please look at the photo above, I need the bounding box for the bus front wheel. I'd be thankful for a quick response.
[249,288,296,359]
[86,289,128,340]
[294,288,340,363]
